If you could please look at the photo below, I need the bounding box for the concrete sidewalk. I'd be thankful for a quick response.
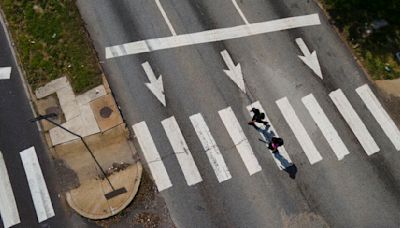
[35,76,142,219]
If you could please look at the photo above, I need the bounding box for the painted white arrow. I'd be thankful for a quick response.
[0,67,11,80]
[141,62,166,106]
[221,50,246,93]
[295,38,323,79]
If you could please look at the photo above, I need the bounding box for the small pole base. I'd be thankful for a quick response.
[104,187,127,200]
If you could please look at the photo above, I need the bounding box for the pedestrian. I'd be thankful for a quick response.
[268,137,284,153]
[248,108,269,126]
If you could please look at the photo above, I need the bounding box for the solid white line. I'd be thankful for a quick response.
[356,84,400,150]
[105,14,320,58]
[302,94,350,160]
[218,107,262,175]
[155,0,177,36]
[246,101,293,170]
[190,114,232,183]
[20,147,55,223]
[276,97,323,164]
[0,151,20,228]
[132,122,172,191]
[0,67,11,80]
[231,0,250,24]
[161,116,202,186]
[329,89,380,155]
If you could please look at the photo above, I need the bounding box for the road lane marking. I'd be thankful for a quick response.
[161,116,202,186]
[295,38,322,79]
[190,113,232,183]
[142,62,166,106]
[302,94,350,160]
[356,84,400,150]
[0,151,20,228]
[218,107,262,175]
[105,14,320,58]
[329,89,380,155]
[276,97,323,164]
[247,101,293,169]
[132,122,172,191]
[155,0,177,36]
[0,67,11,80]
[20,147,55,223]
[231,0,249,24]
[221,50,245,93]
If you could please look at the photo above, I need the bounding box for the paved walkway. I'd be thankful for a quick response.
[35,76,142,219]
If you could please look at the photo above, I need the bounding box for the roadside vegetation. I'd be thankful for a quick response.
[0,0,101,93]
[321,0,400,80]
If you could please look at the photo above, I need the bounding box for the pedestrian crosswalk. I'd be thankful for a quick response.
[0,147,55,228]
[132,84,400,192]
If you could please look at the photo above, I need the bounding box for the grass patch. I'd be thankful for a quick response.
[0,0,101,93]
[321,0,400,80]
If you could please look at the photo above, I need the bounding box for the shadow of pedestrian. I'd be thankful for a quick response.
[251,123,298,179]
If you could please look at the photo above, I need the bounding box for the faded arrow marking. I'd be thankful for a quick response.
[142,62,166,106]
[295,38,323,79]
[221,50,246,93]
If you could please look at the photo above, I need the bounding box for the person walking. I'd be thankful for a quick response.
[268,137,284,153]
[248,108,269,126]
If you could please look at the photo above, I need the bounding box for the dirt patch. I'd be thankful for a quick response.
[281,210,330,228]
[89,170,175,227]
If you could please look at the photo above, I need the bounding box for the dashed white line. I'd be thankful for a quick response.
[20,147,55,223]
[190,113,232,183]
[356,84,400,151]
[105,14,321,58]
[231,0,250,24]
[132,121,172,191]
[276,97,323,164]
[218,107,262,175]
[329,89,380,155]
[155,0,177,36]
[0,151,20,228]
[246,101,293,169]
[302,94,349,160]
[162,116,202,186]
[0,67,11,80]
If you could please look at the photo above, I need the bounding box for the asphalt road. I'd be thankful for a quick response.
[77,0,400,227]
[0,16,73,228]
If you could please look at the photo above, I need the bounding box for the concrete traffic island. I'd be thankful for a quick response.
[66,163,142,219]
[34,76,142,219]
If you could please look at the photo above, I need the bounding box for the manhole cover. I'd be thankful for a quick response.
[100,106,113,118]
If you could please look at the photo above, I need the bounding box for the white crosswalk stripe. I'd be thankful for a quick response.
[0,151,20,228]
[190,113,232,183]
[218,107,262,175]
[132,121,172,191]
[162,116,203,186]
[276,97,323,164]
[356,84,400,151]
[246,101,293,169]
[302,94,350,160]
[329,89,380,155]
[20,147,55,223]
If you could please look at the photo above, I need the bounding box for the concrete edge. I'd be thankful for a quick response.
[65,162,143,220]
